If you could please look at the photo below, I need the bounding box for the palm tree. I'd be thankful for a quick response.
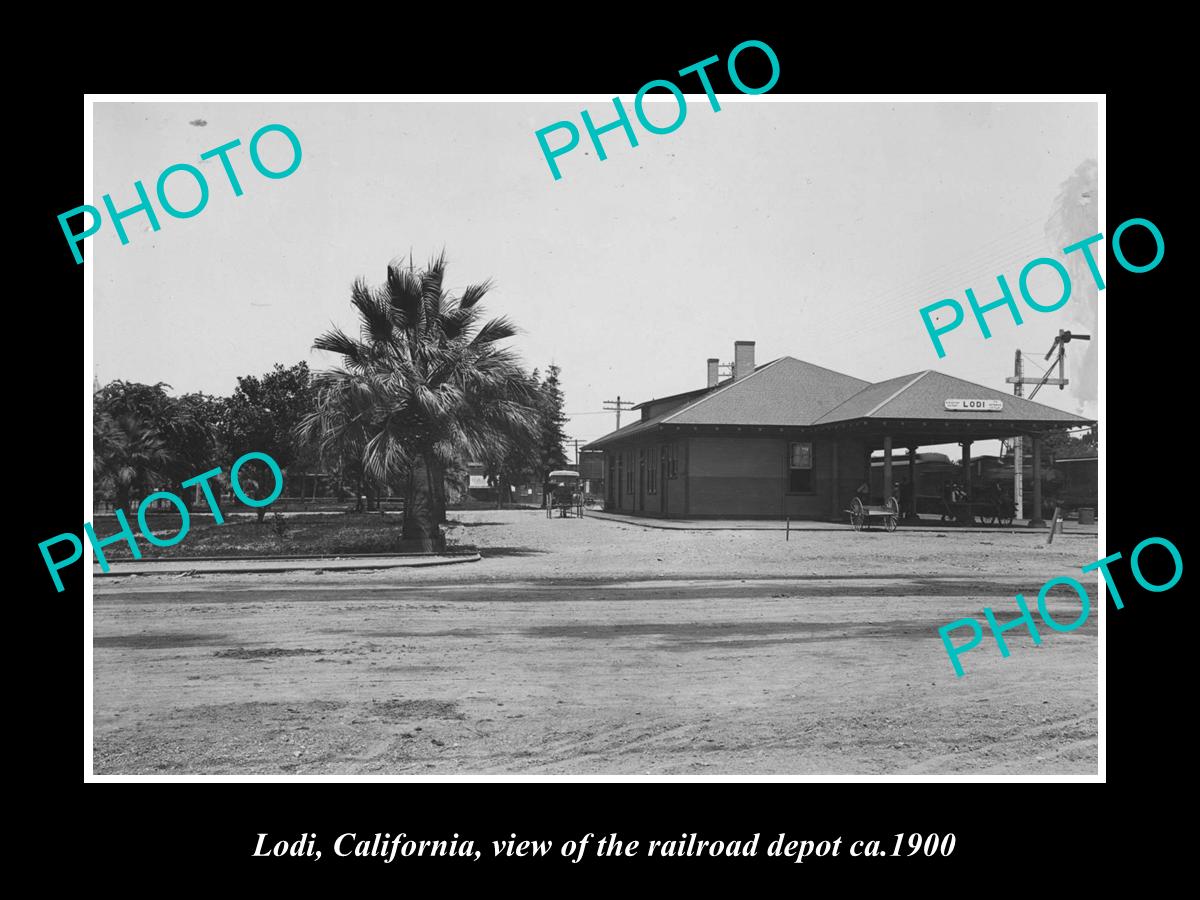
[296,368,381,512]
[93,412,174,516]
[301,252,541,549]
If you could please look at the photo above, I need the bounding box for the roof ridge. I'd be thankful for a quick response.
[643,357,855,410]
[864,370,930,418]
[631,385,709,411]
[661,357,786,424]
[778,355,871,386]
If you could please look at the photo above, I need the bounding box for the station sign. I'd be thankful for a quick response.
[945,398,1003,412]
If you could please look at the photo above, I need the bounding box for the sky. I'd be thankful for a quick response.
[93,99,1099,461]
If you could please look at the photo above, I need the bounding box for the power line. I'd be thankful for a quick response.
[1022,354,1047,374]
[821,238,1058,346]
[822,228,1053,335]
[1028,330,1088,401]
[844,216,1047,316]
[603,396,636,430]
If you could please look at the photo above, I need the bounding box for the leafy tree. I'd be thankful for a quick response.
[218,362,314,522]
[537,364,570,484]
[1041,426,1097,463]
[94,380,174,422]
[295,364,383,512]
[94,381,221,509]
[93,412,173,515]
[156,392,223,512]
[479,363,574,508]
[301,251,541,549]
[482,370,544,508]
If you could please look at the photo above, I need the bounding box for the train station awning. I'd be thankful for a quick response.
[586,359,1094,451]
[808,369,1094,446]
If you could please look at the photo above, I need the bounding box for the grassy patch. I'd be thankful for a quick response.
[103,513,406,559]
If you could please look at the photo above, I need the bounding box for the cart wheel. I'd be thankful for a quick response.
[884,496,899,517]
[884,515,897,533]
[851,513,864,532]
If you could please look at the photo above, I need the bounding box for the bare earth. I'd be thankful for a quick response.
[93,510,1100,775]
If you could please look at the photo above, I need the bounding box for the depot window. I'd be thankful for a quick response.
[788,441,814,493]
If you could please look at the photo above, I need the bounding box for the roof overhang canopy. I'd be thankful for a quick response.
[583,360,1094,452]
[809,416,1096,448]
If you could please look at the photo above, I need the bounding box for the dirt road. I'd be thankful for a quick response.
[93,511,1099,774]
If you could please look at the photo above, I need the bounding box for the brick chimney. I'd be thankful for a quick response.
[707,358,719,387]
[733,341,755,381]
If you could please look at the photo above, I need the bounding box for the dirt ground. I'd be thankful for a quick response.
[92,510,1100,775]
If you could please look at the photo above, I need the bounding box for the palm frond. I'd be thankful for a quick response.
[458,278,493,310]
[471,315,519,348]
[313,326,376,371]
[439,304,481,341]
[385,260,424,328]
[348,278,393,347]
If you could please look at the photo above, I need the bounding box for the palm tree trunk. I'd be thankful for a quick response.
[424,453,445,543]
[429,457,448,524]
[402,456,441,551]
[116,485,132,518]
[126,486,142,519]
[402,466,416,532]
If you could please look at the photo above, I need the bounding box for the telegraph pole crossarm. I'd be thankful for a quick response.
[1006,331,1090,521]
[602,395,636,430]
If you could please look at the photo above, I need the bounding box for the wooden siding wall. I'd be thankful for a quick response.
[688,436,786,516]
[606,435,866,520]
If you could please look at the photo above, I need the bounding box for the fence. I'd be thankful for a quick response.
[93,495,407,517]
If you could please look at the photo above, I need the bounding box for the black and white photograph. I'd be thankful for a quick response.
[83,95,1103,778]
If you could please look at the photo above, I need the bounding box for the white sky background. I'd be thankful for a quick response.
[93,100,1098,461]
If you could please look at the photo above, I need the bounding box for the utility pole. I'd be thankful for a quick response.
[1004,331,1090,520]
[1041,329,1090,396]
[561,436,580,467]
[1012,350,1024,519]
[603,395,636,430]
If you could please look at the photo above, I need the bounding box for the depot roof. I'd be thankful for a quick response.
[585,357,1093,450]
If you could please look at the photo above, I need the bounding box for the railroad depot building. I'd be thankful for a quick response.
[585,341,1094,523]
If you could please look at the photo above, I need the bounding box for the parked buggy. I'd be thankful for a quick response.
[545,470,584,518]
[847,496,900,532]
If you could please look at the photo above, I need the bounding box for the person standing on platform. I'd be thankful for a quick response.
[856,480,870,505]
[899,476,915,520]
